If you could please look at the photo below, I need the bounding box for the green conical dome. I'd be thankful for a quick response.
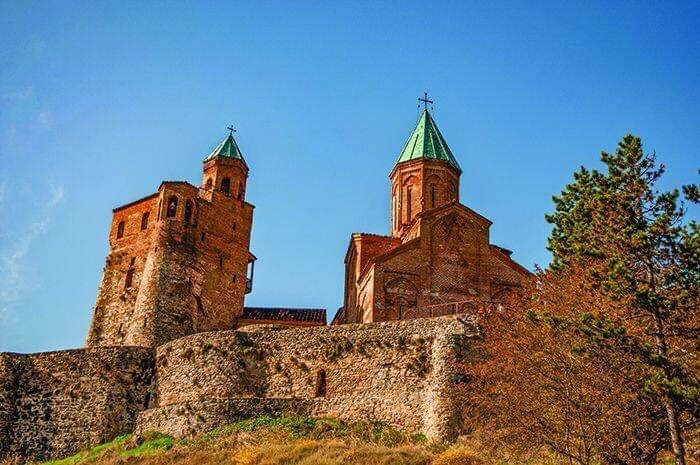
[394,110,461,173]
[204,133,246,163]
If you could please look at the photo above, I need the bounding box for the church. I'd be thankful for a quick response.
[85,99,529,348]
[0,101,533,461]
[334,105,530,324]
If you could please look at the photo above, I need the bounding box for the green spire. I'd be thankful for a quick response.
[394,110,461,173]
[204,132,246,163]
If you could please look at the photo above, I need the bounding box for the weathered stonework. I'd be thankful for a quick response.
[0,347,154,460]
[1,316,475,460]
[135,316,474,442]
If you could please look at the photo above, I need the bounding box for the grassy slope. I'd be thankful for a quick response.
[14,417,492,465]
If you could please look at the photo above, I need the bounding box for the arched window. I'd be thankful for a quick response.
[184,200,193,224]
[315,370,327,397]
[220,177,231,194]
[430,184,436,208]
[205,178,213,190]
[166,196,178,218]
[116,221,125,239]
[140,212,149,230]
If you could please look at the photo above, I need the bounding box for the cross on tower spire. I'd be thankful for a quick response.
[418,92,433,112]
[227,125,236,136]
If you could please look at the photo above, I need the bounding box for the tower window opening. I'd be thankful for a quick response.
[116,221,125,239]
[201,231,206,242]
[221,177,231,194]
[406,186,413,222]
[205,178,213,190]
[125,267,135,289]
[231,275,237,283]
[166,196,178,218]
[219,255,224,269]
[431,185,436,208]
[315,370,327,397]
[141,212,149,230]
[184,200,193,224]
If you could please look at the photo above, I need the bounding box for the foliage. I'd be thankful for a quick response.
[544,134,699,464]
[469,134,698,465]
[468,272,670,465]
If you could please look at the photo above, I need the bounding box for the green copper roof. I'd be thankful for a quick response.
[204,133,246,163]
[394,110,461,173]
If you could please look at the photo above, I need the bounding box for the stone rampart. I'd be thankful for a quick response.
[1,316,474,460]
[0,347,154,461]
[140,316,473,440]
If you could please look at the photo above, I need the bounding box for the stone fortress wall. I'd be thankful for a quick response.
[0,347,155,460]
[0,316,475,461]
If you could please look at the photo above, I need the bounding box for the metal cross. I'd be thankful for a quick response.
[227,125,237,135]
[418,92,433,111]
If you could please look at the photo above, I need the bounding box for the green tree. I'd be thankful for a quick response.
[545,135,699,465]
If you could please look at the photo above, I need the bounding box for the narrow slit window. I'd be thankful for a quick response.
[117,221,125,239]
[184,200,193,224]
[406,186,413,222]
[125,268,135,289]
[315,370,327,397]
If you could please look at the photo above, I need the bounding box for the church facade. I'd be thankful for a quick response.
[335,109,530,324]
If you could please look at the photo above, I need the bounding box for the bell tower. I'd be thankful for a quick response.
[202,126,249,200]
[389,107,461,238]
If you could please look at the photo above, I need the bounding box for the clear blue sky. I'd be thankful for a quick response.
[1,1,698,353]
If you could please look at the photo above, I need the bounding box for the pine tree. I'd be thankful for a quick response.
[545,135,699,465]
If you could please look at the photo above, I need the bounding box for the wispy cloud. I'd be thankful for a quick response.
[49,185,64,206]
[0,184,65,322]
[37,109,51,129]
[2,87,34,101]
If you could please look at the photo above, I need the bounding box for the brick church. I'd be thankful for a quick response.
[334,108,530,324]
[86,104,529,347]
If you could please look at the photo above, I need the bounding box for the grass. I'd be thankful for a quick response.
[7,416,531,465]
[35,432,175,465]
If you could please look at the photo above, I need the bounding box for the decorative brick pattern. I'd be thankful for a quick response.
[341,158,530,324]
